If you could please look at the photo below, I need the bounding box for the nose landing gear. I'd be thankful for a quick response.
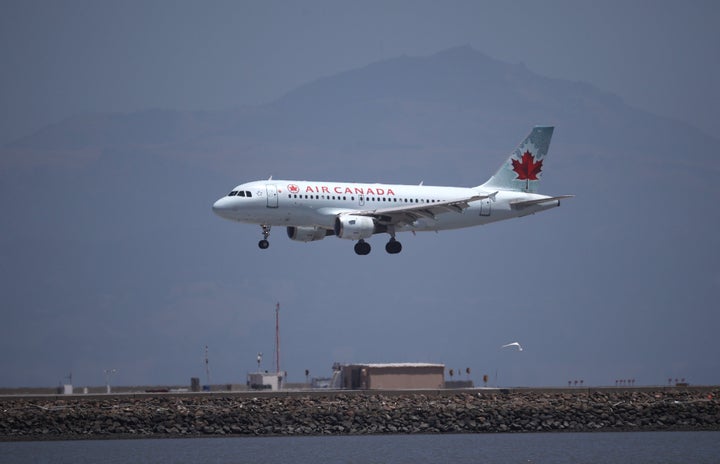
[259,225,271,249]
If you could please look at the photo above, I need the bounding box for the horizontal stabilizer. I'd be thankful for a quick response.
[510,195,574,209]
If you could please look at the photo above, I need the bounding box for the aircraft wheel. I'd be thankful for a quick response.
[258,239,270,249]
[385,238,402,254]
[354,240,371,255]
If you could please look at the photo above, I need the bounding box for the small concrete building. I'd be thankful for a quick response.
[341,363,445,390]
[247,371,286,391]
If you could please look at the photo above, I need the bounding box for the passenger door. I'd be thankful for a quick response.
[265,184,278,208]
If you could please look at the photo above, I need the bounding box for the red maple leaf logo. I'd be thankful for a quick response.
[511,150,543,180]
[287,184,300,194]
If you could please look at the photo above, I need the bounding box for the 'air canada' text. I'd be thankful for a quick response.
[290,184,396,196]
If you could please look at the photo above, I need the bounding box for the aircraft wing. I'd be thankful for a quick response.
[345,194,487,226]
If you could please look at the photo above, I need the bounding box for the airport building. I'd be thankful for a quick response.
[339,363,445,390]
[247,371,286,391]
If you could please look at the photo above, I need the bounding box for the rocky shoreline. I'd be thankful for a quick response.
[1,389,718,441]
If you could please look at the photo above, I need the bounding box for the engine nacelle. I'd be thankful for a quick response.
[286,226,328,242]
[334,215,375,240]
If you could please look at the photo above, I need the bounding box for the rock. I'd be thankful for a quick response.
[1,388,719,439]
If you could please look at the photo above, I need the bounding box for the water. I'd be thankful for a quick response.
[2,432,719,464]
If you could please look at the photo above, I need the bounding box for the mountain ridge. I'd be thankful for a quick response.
[3,45,714,175]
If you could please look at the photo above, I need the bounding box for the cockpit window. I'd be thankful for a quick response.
[228,189,253,198]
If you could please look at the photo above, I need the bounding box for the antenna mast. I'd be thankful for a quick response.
[204,345,210,387]
[275,302,280,374]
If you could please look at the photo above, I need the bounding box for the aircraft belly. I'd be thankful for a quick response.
[396,206,512,232]
[254,204,335,229]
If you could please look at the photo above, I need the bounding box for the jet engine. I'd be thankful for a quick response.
[334,215,375,240]
[286,226,329,242]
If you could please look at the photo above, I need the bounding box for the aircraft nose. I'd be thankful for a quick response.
[212,197,234,218]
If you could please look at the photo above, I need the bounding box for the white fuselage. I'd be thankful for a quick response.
[212,179,559,232]
[212,127,570,254]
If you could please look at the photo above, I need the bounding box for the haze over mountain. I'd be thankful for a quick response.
[1,46,717,388]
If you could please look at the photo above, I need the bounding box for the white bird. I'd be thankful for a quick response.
[501,342,523,351]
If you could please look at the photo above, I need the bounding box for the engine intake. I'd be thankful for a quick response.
[334,215,375,240]
[286,226,329,242]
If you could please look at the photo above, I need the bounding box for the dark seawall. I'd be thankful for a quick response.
[1,388,718,441]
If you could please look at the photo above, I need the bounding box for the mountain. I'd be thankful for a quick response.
[1,46,718,388]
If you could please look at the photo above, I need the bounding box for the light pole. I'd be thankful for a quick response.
[257,352,263,372]
[204,345,210,389]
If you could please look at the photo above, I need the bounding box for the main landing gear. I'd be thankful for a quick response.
[258,224,271,249]
[354,239,371,255]
[353,237,403,255]
[385,237,402,254]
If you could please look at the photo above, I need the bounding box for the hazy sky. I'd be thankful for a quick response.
[1,1,719,389]
[1,0,718,145]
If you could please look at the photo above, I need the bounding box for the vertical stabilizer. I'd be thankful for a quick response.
[480,126,554,193]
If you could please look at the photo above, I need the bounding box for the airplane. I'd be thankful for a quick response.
[212,126,572,255]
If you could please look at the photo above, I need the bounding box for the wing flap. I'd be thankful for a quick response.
[346,194,485,226]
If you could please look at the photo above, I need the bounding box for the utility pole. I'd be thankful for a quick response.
[275,302,280,374]
[204,345,210,388]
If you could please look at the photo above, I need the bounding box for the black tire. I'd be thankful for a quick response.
[354,240,371,255]
[385,239,402,254]
[258,239,270,249]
